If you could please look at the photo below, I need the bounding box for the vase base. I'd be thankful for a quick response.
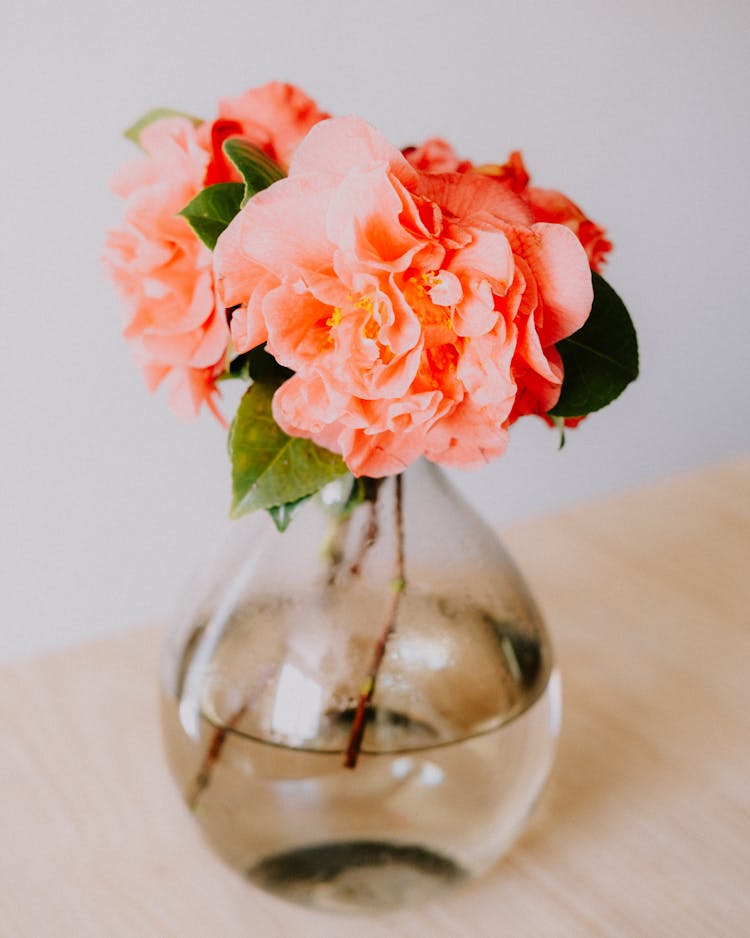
[248,839,466,912]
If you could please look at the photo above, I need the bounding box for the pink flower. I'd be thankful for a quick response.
[215,117,593,476]
[207,82,329,171]
[103,117,226,419]
[474,152,613,273]
[402,138,472,174]
[406,145,612,273]
[103,83,327,419]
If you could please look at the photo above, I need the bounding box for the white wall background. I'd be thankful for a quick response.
[2,0,748,662]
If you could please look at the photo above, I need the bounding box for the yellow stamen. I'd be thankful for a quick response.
[421,270,442,289]
[326,307,343,328]
[354,295,375,313]
[363,318,379,340]
[407,275,425,297]
[474,163,505,176]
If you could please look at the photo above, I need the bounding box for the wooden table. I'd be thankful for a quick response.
[2,459,748,937]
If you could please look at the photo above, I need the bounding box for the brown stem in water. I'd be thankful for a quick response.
[344,474,405,769]
[187,703,247,811]
[187,665,275,811]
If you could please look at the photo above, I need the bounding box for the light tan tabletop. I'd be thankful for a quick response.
[2,458,748,937]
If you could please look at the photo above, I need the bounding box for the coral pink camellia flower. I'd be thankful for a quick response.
[475,152,613,273]
[215,116,593,476]
[406,143,612,273]
[199,82,329,185]
[103,83,327,419]
[401,138,473,174]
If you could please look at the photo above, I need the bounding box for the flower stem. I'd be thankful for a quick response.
[187,701,247,811]
[344,474,405,769]
[349,484,380,576]
[187,665,275,811]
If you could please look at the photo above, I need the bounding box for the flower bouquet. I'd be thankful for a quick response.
[105,82,638,912]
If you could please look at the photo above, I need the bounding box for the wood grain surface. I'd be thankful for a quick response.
[1,457,748,937]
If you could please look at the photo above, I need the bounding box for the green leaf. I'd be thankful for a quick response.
[549,272,639,418]
[229,383,348,520]
[178,182,245,250]
[268,472,376,532]
[226,344,294,385]
[222,138,285,206]
[267,495,312,532]
[124,107,201,146]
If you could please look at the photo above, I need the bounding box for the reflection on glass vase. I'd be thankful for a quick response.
[160,460,561,913]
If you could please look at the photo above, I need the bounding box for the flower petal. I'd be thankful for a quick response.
[215,172,334,285]
[511,223,593,344]
[289,116,418,188]
[418,172,533,227]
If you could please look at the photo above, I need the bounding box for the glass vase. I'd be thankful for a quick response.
[160,460,561,913]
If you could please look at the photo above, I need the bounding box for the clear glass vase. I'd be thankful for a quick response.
[160,460,561,913]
